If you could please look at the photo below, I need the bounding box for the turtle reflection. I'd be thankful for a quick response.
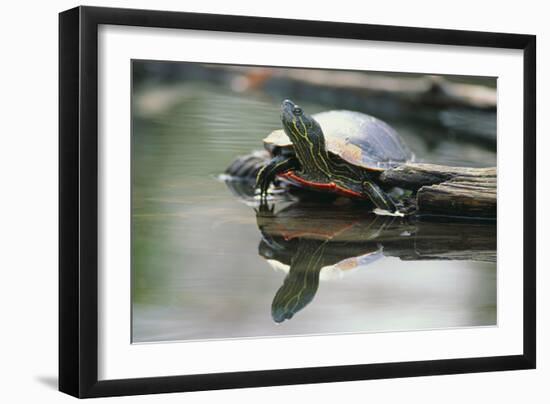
[257,204,404,323]
[256,202,496,323]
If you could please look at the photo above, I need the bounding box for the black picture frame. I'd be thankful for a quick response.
[59,5,536,398]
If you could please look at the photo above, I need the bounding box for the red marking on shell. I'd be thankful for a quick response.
[281,172,366,199]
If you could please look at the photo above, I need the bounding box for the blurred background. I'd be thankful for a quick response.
[133,61,497,167]
[131,61,496,343]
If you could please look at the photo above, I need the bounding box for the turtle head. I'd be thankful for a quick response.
[281,100,324,150]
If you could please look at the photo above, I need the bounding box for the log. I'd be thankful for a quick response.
[281,71,497,110]
[380,163,496,218]
[217,66,496,111]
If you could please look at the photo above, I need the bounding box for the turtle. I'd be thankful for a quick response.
[256,99,413,212]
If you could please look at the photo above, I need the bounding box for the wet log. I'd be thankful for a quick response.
[380,163,496,218]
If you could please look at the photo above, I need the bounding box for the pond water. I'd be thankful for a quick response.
[132,82,496,343]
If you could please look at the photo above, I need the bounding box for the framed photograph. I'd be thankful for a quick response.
[59,6,536,398]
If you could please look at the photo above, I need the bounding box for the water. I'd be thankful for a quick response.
[132,82,496,343]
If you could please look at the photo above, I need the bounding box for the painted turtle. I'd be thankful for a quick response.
[256,100,413,212]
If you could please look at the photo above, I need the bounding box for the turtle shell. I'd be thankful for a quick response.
[264,110,413,171]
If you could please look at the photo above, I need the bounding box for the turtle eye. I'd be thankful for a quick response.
[293,106,303,116]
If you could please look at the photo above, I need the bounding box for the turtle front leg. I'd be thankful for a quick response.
[362,180,398,213]
[255,155,300,200]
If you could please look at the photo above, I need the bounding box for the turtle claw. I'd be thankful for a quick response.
[362,180,399,213]
[255,201,275,216]
[255,165,272,202]
[255,155,300,202]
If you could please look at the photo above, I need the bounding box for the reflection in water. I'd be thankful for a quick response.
[254,202,496,323]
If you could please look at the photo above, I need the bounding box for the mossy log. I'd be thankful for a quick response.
[380,163,496,218]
